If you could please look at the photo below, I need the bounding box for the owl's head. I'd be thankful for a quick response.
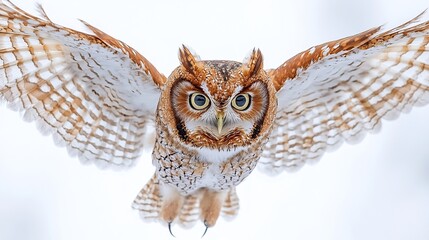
[159,46,277,150]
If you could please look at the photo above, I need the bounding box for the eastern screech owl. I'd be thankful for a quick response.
[1,1,429,235]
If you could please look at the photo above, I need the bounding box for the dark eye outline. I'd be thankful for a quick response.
[189,92,210,110]
[232,93,251,111]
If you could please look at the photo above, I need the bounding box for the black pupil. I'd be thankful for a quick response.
[194,94,206,106]
[235,95,247,107]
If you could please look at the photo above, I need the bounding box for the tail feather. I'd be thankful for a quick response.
[222,187,240,220]
[132,174,162,221]
[132,174,240,226]
[178,194,199,228]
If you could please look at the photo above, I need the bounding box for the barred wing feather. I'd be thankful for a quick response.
[0,2,165,168]
[261,12,429,173]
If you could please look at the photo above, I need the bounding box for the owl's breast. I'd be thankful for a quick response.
[153,139,262,194]
[197,147,262,191]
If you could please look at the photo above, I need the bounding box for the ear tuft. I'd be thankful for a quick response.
[179,45,201,75]
[242,48,263,79]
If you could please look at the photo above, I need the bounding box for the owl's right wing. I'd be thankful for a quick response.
[0,2,166,168]
[261,12,429,174]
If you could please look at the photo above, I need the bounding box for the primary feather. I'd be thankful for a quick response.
[261,11,429,173]
[0,1,163,167]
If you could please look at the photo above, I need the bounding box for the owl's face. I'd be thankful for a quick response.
[158,47,277,150]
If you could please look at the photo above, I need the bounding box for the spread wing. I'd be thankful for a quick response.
[0,2,167,168]
[260,12,429,174]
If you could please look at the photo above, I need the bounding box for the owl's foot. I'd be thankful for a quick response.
[160,186,185,224]
[199,189,227,230]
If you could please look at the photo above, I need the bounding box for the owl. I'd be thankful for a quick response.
[1,1,429,236]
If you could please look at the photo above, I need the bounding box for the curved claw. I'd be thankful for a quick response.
[168,222,175,238]
[201,222,209,238]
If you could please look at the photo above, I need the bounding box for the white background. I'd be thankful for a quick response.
[1,0,429,240]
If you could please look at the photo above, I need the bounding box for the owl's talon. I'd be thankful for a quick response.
[201,223,209,238]
[168,222,175,238]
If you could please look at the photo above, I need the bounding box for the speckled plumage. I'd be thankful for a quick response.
[137,50,277,227]
[2,0,429,233]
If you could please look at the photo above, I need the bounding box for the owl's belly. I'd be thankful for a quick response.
[153,145,261,194]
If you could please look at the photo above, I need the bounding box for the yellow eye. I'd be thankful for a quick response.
[232,93,251,111]
[189,93,210,110]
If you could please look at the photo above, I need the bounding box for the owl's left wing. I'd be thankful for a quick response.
[261,12,429,174]
[0,2,166,168]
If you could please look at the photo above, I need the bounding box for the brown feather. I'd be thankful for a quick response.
[81,20,167,87]
[242,48,264,79]
[269,27,380,91]
[179,45,204,77]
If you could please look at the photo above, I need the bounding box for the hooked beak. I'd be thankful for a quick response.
[216,111,225,135]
